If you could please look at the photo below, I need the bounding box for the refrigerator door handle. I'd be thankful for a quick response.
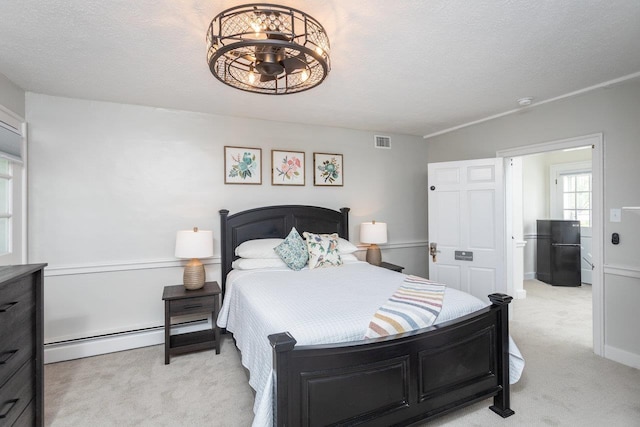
[551,243,581,247]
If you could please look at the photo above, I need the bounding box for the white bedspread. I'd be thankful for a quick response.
[217,261,524,427]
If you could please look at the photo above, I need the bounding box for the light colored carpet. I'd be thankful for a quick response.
[45,280,640,426]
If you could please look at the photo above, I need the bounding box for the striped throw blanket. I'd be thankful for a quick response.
[365,275,446,338]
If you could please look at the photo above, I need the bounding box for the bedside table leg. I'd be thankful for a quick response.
[164,301,170,364]
[214,294,221,354]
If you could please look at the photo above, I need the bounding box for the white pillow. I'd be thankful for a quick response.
[232,258,288,270]
[234,238,283,259]
[340,253,359,262]
[337,238,359,254]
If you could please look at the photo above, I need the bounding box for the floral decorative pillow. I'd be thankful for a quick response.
[274,227,309,271]
[303,232,343,269]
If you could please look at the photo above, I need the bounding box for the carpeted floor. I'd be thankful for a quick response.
[44,280,640,426]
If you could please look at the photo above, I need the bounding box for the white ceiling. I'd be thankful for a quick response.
[1,1,639,137]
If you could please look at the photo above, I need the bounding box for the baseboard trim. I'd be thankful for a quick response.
[524,272,536,280]
[604,344,640,369]
[515,289,527,299]
[44,320,212,364]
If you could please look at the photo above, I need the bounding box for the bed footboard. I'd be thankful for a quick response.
[269,293,514,426]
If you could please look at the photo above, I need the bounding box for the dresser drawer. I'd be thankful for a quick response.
[0,276,33,308]
[0,336,33,391]
[0,277,35,389]
[10,399,34,427]
[169,295,216,315]
[0,360,34,426]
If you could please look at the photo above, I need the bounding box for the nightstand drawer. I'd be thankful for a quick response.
[169,296,215,315]
[0,360,34,426]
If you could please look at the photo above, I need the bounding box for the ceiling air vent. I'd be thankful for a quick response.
[374,135,391,149]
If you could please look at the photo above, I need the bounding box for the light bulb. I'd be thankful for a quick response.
[248,72,256,84]
[301,70,309,82]
[315,46,323,55]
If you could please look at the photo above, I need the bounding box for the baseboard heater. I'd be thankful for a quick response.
[44,319,211,364]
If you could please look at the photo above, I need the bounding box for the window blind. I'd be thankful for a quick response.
[0,121,22,163]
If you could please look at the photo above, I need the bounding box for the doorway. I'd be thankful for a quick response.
[499,133,603,356]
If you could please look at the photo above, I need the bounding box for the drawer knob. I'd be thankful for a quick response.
[183,304,203,310]
[0,301,18,313]
[0,349,18,365]
[0,399,18,419]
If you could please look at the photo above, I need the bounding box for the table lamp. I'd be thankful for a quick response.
[175,227,214,290]
[360,221,387,266]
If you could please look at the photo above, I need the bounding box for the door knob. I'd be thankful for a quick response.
[429,242,439,262]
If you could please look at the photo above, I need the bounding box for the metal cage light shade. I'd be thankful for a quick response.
[207,3,330,95]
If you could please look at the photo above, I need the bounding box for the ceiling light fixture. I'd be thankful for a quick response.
[206,4,331,95]
[517,97,534,106]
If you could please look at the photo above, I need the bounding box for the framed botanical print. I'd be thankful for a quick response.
[272,150,305,186]
[313,152,343,186]
[224,146,262,184]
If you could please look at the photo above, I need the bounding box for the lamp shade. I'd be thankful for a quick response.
[175,228,214,259]
[360,222,388,244]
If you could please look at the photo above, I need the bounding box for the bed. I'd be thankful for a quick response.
[218,205,520,426]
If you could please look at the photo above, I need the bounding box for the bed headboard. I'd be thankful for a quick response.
[219,205,350,297]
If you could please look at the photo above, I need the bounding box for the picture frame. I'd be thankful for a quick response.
[313,152,343,186]
[224,146,262,184]
[271,150,305,186]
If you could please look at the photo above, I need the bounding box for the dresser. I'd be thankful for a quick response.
[0,264,46,427]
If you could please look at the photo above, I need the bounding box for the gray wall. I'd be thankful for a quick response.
[0,72,25,118]
[426,78,640,365]
[26,93,429,345]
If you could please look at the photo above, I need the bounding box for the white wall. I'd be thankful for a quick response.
[0,72,25,118]
[26,93,429,355]
[522,154,547,277]
[425,77,640,368]
[522,149,592,278]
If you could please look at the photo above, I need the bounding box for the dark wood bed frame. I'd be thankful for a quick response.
[220,205,514,426]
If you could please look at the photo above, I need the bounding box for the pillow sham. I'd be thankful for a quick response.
[303,232,343,269]
[232,258,288,270]
[235,238,283,259]
[339,253,359,263]
[274,227,309,271]
[337,238,359,254]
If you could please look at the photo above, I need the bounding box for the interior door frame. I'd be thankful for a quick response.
[498,133,604,357]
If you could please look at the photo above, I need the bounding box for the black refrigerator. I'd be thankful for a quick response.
[536,220,582,286]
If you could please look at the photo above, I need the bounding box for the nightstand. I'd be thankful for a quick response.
[162,281,221,364]
[379,262,404,273]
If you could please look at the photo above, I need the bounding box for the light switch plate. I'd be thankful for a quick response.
[610,208,621,222]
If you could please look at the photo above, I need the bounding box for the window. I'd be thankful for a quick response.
[0,146,13,255]
[550,161,592,229]
[0,114,25,265]
[561,172,592,227]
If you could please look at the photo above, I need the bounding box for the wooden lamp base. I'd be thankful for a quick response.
[183,258,205,290]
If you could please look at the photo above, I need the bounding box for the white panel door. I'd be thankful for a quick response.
[428,158,505,302]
